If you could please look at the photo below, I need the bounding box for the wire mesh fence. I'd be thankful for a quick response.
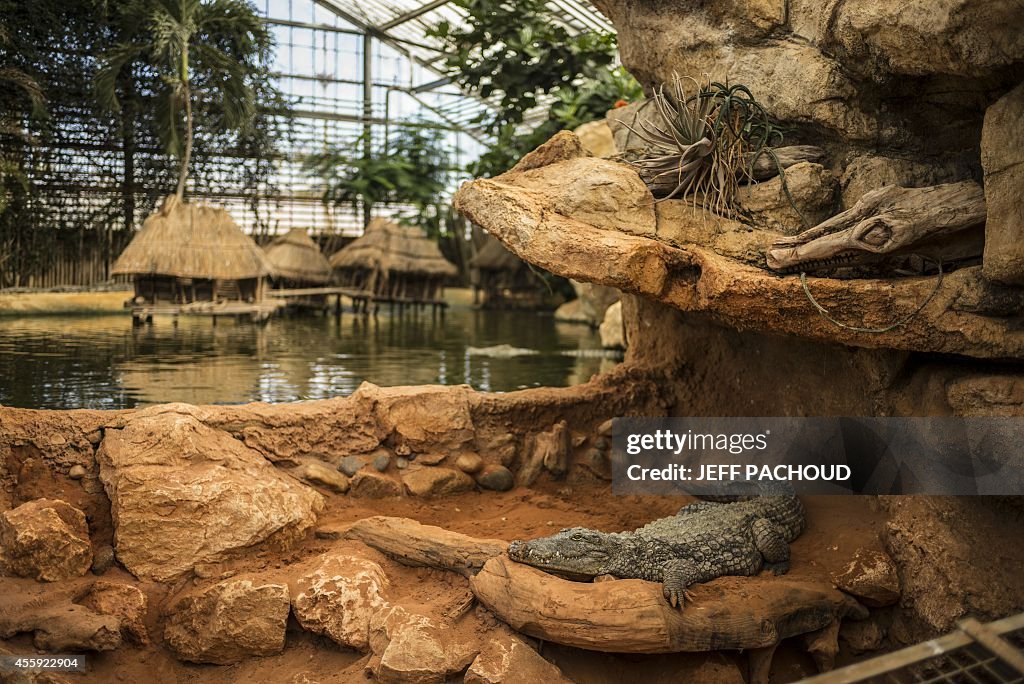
[801,613,1024,684]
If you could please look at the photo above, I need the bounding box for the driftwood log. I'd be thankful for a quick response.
[343,516,507,577]
[0,580,123,652]
[469,555,865,654]
[453,168,1024,359]
[767,182,987,272]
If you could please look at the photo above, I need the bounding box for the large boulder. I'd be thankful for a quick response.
[555,281,621,328]
[365,384,476,457]
[735,162,837,234]
[573,119,616,157]
[839,154,962,209]
[826,0,1024,77]
[369,605,480,684]
[97,412,323,581]
[593,0,1021,153]
[981,81,1024,285]
[290,551,391,651]
[599,300,626,350]
[164,577,290,664]
[76,581,150,645]
[510,156,656,236]
[0,498,92,582]
[465,634,573,684]
[881,496,1024,642]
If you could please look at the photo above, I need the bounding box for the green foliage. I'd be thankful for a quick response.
[0,26,46,218]
[95,0,275,196]
[429,0,617,127]
[0,0,287,286]
[428,0,642,178]
[306,125,457,234]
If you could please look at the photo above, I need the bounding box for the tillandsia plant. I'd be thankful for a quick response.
[623,74,787,220]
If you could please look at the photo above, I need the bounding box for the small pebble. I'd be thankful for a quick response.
[454,452,484,474]
[372,453,390,472]
[475,464,514,492]
[68,465,87,480]
[395,456,409,470]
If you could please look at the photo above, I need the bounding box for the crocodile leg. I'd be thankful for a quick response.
[661,558,719,609]
[752,517,790,575]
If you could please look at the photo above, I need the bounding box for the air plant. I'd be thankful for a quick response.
[622,74,787,221]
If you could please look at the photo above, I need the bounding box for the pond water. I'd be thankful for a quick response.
[0,308,616,410]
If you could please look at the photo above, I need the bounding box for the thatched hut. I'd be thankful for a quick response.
[263,227,332,288]
[263,227,334,312]
[329,218,457,304]
[469,235,547,308]
[112,195,271,305]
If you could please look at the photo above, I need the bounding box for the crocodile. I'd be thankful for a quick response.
[507,490,805,609]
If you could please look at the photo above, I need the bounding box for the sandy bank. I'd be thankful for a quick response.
[0,291,130,316]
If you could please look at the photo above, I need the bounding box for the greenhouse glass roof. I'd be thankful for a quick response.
[312,0,615,69]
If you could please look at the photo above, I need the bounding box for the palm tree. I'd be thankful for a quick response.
[96,0,271,200]
[0,25,46,218]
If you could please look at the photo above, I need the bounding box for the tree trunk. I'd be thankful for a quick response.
[175,46,192,201]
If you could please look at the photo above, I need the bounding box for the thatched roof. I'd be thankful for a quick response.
[112,195,271,280]
[329,217,457,278]
[264,228,332,284]
[469,236,527,273]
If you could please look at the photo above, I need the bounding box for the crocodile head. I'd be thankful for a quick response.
[508,527,620,579]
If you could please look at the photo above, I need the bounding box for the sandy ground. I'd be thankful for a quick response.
[0,288,478,316]
[0,472,891,684]
[0,291,131,316]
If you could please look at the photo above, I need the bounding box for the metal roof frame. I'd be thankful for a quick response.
[308,0,615,120]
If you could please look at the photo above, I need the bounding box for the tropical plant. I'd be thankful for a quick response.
[428,0,641,178]
[95,0,273,199]
[0,25,46,217]
[624,74,785,218]
[306,124,458,234]
[429,0,617,129]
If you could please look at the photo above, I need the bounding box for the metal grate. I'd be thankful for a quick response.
[800,613,1024,684]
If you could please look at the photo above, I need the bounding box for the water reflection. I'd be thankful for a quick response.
[0,308,613,409]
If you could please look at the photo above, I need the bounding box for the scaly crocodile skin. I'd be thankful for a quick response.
[507,493,805,609]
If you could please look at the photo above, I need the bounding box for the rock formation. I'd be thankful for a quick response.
[0,499,92,582]
[164,577,291,664]
[96,412,324,582]
[452,0,1024,651]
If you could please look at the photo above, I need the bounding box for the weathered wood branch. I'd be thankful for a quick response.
[0,581,122,652]
[469,556,865,653]
[767,182,987,271]
[453,170,1024,359]
[343,516,507,577]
